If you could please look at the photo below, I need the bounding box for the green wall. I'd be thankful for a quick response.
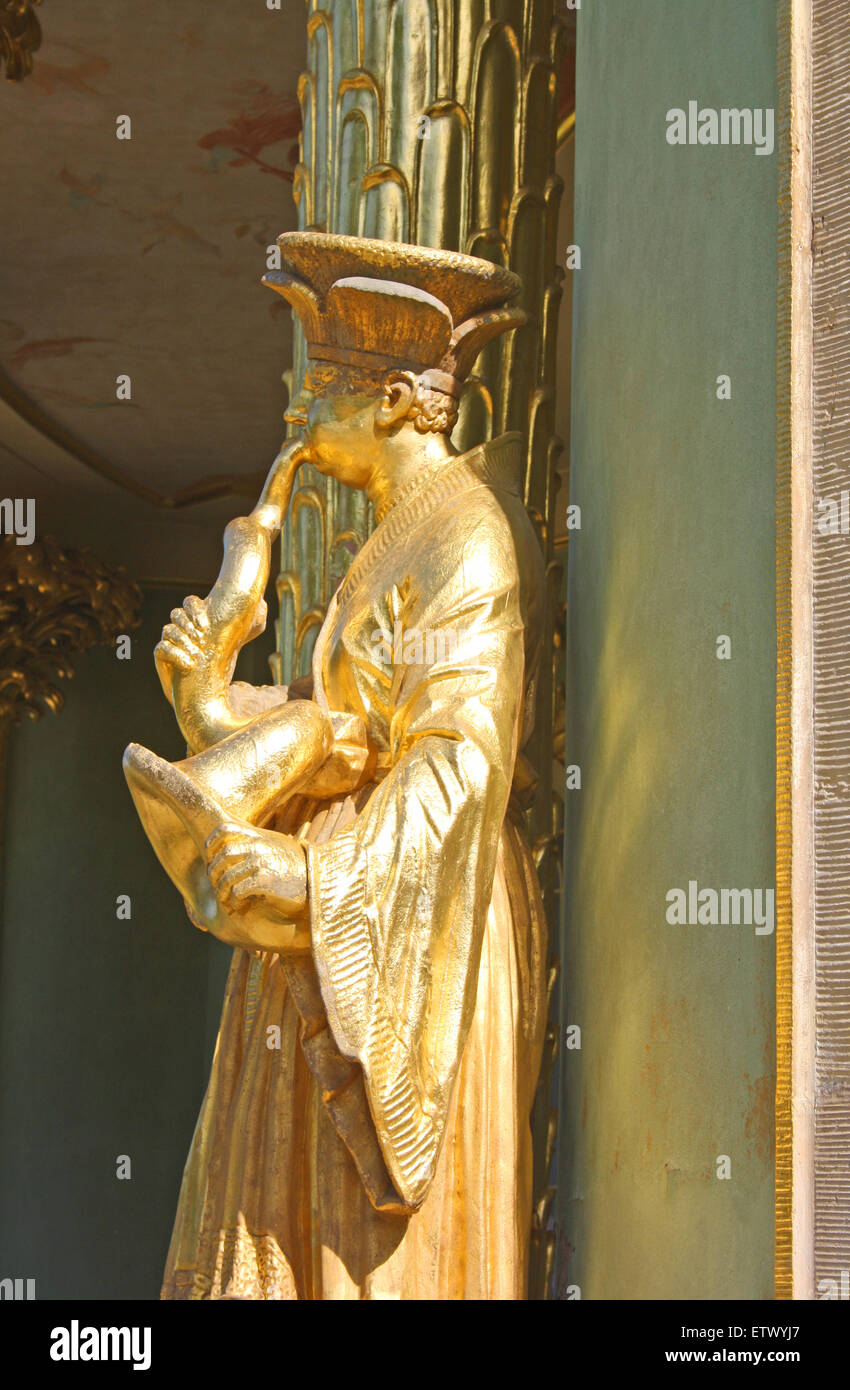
[559,0,778,1299]
[0,589,244,1299]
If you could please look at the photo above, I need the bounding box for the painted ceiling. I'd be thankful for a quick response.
[1,1,304,582]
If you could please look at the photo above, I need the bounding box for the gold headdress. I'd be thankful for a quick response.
[263,231,526,393]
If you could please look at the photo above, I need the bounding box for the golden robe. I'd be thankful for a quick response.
[161,433,548,1300]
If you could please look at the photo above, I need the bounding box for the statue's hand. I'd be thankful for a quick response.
[154,594,267,704]
[154,595,210,699]
[204,822,309,941]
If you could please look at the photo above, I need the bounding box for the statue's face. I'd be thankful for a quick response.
[304,392,380,487]
[284,365,399,490]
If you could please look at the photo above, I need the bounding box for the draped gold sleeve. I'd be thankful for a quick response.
[305,526,527,1212]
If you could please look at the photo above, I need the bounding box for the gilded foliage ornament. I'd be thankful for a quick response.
[0,534,141,727]
[1,0,42,82]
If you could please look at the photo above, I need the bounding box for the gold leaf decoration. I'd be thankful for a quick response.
[0,534,141,727]
[1,0,43,83]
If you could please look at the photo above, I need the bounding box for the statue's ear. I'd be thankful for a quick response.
[375,371,418,428]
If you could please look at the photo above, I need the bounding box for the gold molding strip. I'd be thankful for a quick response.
[774,0,795,1300]
[776,0,817,1302]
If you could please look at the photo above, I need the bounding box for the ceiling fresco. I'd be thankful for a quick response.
[1,1,304,581]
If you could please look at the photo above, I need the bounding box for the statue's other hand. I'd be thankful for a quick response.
[154,595,212,700]
[204,823,309,937]
[155,592,269,706]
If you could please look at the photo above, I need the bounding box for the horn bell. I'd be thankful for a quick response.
[122,700,333,941]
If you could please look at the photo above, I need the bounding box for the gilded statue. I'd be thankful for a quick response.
[124,233,548,1299]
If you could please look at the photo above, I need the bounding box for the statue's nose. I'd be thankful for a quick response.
[284,387,314,427]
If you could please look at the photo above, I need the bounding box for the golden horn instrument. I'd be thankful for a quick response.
[170,438,311,751]
[123,440,332,940]
[123,701,331,941]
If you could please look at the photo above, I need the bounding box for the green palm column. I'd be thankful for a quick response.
[274,0,568,1297]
